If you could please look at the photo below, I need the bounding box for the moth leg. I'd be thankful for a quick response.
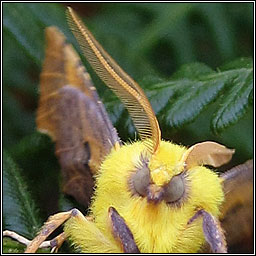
[3,230,65,251]
[49,232,67,253]
[188,209,227,253]
[109,207,140,253]
[3,230,51,248]
[24,208,80,253]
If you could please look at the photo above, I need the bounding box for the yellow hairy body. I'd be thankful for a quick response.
[64,140,224,253]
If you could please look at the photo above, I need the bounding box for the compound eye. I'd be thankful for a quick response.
[164,174,185,203]
[132,163,150,197]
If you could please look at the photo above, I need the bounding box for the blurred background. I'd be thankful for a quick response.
[3,2,253,147]
[3,2,253,253]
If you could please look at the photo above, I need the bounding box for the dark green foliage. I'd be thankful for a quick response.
[3,151,41,239]
[3,237,27,254]
[3,3,253,253]
[157,59,252,132]
[212,59,252,133]
[8,132,60,217]
[3,237,51,254]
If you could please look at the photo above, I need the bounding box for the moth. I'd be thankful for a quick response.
[3,7,253,253]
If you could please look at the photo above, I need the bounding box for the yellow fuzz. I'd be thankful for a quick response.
[64,140,224,253]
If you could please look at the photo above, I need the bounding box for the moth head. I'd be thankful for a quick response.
[130,141,234,205]
[66,7,235,205]
[130,150,186,205]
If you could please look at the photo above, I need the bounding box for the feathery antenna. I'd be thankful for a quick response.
[66,7,161,155]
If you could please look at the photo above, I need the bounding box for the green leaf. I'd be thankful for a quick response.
[3,237,51,254]
[144,76,173,115]
[219,57,253,71]
[130,59,252,133]
[172,62,215,79]
[163,78,226,128]
[8,132,60,220]
[3,3,68,65]
[3,150,42,239]
[3,237,27,254]
[211,67,252,133]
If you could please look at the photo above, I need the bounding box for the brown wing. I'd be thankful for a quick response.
[37,26,120,207]
[220,159,253,253]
